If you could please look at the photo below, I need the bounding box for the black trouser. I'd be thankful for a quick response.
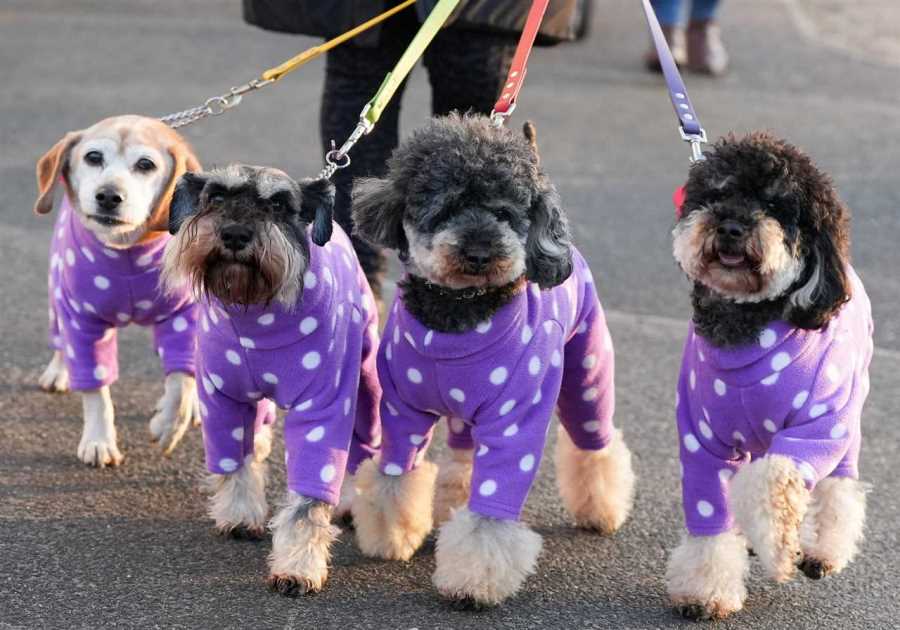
[320,12,517,297]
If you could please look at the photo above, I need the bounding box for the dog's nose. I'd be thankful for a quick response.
[717,220,746,240]
[220,224,254,252]
[464,249,492,270]
[95,187,124,212]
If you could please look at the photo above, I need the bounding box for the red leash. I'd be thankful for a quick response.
[490,0,550,126]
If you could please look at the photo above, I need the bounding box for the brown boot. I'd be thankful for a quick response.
[686,19,729,76]
[644,25,687,73]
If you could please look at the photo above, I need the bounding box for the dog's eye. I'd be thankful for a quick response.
[208,193,225,206]
[135,158,156,173]
[84,151,103,166]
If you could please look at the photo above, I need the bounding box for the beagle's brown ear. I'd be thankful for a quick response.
[146,138,202,233]
[34,132,82,215]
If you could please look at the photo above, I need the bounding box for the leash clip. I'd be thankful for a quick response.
[489,102,516,128]
[679,127,708,163]
[319,106,375,180]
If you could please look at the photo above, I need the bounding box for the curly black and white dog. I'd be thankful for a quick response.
[667,132,873,619]
[349,114,635,607]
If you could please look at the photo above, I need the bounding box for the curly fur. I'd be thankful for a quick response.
[351,458,438,561]
[352,114,573,333]
[674,132,851,347]
[433,448,474,526]
[553,427,635,534]
[267,494,339,595]
[432,507,542,607]
[666,531,749,620]
[798,476,868,579]
[730,455,810,582]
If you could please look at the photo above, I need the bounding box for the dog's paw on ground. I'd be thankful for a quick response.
[77,437,123,468]
[266,574,321,597]
[217,524,266,541]
[38,352,70,393]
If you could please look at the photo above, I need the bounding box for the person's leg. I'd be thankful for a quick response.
[689,0,720,22]
[423,28,517,118]
[319,15,415,298]
[651,0,684,26]
[686,0,728,75]
[646,0,687,71]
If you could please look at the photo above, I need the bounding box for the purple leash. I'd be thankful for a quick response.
[641,0,708,162]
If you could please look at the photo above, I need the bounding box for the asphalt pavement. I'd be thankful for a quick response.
[1,1,899,628]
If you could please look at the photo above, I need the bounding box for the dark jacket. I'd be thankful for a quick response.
[242,0,589,47]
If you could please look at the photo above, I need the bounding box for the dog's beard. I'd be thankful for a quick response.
[162,215,304,307]
[673,208,804,303]
[405,225,526,289]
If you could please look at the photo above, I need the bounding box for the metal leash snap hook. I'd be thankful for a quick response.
[489,103,515,128]
[680,127,708,163]
[325,140,352,170]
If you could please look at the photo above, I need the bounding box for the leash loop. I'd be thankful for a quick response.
[490,0,550,126]
[640,0,708,162]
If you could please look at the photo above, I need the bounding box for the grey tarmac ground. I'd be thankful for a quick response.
[1,1,899,628]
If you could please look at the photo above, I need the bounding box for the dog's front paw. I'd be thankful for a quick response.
[149,372,197,454]
[433,508,542,607]
[266,574,320,597]
[269,496,337,596]
[77,435,123,468]
[666,531,748,621]
[207,460,269,536]
[730,455,809,582]
[39,351,69,393]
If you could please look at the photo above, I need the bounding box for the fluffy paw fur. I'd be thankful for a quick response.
[666,531,749,620]
[206,455,269,539]
[799,476,867,579]
[38,350,70,393]
[432,507,542,607]
[434,449,473,527]
[352,458,438,561]
[730,455,810,582]
[267,495,339,596]
[148,371,198,455]
[333,473,357,524]
[77,387,123,467]
[554,427,635,534]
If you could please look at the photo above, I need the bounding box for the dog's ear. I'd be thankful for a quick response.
[147,139,202,232]
[526,181,573,289]
[299,178,335,246]
[351,177,407,251]
[34,132,82,215]
[787,193,851,329]
[787,227,851,329]
[168,172,207,235]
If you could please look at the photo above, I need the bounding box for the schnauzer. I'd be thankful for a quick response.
[161,165,382,595]
[667,132,873,619]
[35,115,203,467]
[349,114,636,607]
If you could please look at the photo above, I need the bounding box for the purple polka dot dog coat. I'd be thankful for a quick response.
[378,248,616,521]
[677,267,873,536]
[48,196,197,390]
[196,225,381,506]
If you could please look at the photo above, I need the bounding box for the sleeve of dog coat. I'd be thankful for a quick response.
[464,331,566,521]
[55,299,119,391]
[347,303,383,475]
[676,363,744,537]
[152,301,198,376]
[198,370,258,476]
[375,344,440,477]
[557,294,616,452]
[766,341,868,488]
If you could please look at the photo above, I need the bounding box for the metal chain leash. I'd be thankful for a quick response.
[159,78,274,129]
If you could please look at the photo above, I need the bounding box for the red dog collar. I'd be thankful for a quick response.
[673,185,686,219]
